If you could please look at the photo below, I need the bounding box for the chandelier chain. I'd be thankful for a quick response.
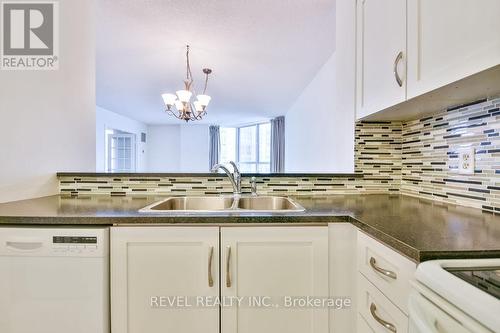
[186,45,194,88]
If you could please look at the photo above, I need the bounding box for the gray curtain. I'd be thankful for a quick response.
[209,125,220,170]
[270,116,285,173]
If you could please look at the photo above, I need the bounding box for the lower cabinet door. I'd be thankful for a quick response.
[111,227,220,333]
[221,227,329,333]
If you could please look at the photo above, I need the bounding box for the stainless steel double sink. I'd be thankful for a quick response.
[139,195,305,213]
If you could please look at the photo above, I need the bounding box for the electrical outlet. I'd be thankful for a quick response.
[458,148,475,174]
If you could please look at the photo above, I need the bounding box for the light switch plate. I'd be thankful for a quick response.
[458,148,475,174]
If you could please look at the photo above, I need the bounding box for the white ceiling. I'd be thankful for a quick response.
[96,0,336,126]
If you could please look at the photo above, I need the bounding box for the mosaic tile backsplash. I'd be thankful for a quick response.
[399,97,500,212]
[59,175,387,197]
[59,97,500,212]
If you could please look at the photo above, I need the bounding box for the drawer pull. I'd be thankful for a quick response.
[208,246,214,287]
[434,320,445,333]
[226,246,232,288]
[370,303,397,333]
[370,257,397,279]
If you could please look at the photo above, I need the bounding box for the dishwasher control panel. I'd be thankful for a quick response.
[0,227,108,257]
[52,236,99,254]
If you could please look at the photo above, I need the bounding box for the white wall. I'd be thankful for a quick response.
[179,125,210,172]
[147,125,181,172]
[285,0,355,173]
[333,0,356,172]
[285,52,354,172]
[147,124,209,172]
[0,0,96,203]
[96,106,148,172]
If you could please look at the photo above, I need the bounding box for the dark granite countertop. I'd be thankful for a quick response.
[0,194,499,263]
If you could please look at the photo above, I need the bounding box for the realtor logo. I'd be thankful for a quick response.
[1,1,59,70]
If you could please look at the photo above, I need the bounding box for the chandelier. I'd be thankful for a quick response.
[161,45,213,122]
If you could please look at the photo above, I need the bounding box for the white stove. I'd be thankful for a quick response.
[410,259,500,333]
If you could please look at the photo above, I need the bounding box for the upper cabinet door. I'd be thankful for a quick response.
[111,227,220,333]
[221,227,329,333]
[407,0,500,99]
[356,0,407,120]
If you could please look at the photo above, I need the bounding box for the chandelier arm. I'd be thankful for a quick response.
[197,110,206,120]
[189,102,205,120]
[189,103,200,120]
[166,108,183,120]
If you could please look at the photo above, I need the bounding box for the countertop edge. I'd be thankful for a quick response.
[0,214,350,225]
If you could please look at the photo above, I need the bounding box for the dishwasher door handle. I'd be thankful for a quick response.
[6,241,44,251]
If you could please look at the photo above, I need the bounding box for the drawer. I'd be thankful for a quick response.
[358,273,408,333]
[357,231,416,314]
[357,313,376,333]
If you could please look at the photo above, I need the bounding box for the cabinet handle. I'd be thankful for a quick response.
[370,257,397,279]
[226,246,232,288]
[393,51,403,87]
[208,246,214,287]
[370,303,397,333]
[434,320,445,333]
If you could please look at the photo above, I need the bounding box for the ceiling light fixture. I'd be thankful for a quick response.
[162,45,213,122]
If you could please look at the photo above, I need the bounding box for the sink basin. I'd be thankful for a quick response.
[139,196,305,213]
[143,196,234,211]
[237,196,302,211]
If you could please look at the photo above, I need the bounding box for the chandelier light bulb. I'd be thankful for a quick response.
[196,94,211,107]
[176,90,192,103]
[174,99,184,111]
[161,93,177,106]
[193,101,204,112]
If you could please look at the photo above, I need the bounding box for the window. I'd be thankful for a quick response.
[220,127,236,163]
[106,130,136,172]
[220,122,271,173]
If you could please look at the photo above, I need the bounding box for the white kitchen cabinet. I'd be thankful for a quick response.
[357,274,409,333]
[221,227,329,333]
[355,0,500,120]
[329,223,357,333]
[356,0,407,119]
[357,231,416,314]
[111,227,220,333]
[356,230,416,333]
[407,0,500,99]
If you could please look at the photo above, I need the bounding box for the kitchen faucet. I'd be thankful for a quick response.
[211,161,242,195]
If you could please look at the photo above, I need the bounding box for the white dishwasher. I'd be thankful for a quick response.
[0,227,109,333]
